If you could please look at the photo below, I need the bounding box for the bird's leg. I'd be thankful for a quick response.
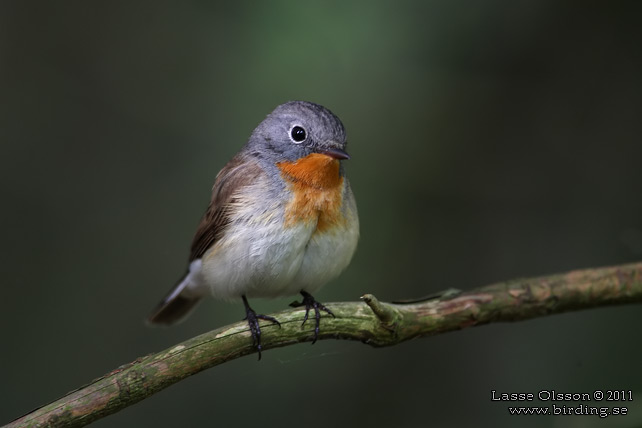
[289,291,335,344]
[242,295,280,360]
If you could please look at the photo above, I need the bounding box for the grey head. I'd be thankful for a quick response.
[245,101,348,163]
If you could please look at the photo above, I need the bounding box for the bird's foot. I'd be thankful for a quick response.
[289,291,335,344]
[242,296,280,360]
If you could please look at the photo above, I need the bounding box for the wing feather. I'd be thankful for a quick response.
[189,154,263,261]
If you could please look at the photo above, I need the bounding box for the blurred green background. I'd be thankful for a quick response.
[2,1,642,427]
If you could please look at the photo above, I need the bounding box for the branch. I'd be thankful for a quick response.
[6,262,642,428]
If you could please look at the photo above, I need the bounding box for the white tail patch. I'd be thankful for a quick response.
[166,259,204,302]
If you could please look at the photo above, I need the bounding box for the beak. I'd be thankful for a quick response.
[319,147,351,160]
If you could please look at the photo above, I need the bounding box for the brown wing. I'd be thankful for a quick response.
[189,154,263,261]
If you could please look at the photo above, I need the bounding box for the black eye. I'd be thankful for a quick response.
[290,126,307,143]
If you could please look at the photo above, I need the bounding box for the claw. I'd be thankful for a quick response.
[242,295,280,360]
[289,291,335,344]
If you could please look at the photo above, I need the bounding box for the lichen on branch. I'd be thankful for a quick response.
[5,262,642,428]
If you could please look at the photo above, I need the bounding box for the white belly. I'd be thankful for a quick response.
[195,215,357,300]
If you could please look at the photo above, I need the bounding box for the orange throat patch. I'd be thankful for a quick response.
[277,153,345,232]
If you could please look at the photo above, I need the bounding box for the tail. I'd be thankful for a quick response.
[147,265,204,325]
[147,293,202,325]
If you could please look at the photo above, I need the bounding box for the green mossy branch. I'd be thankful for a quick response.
[6,262,642,428]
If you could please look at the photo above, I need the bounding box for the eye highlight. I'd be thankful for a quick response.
[289,125,307,143]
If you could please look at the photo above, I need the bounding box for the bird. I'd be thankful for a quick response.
[147,101,359,359]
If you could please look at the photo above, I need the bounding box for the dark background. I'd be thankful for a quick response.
[2,2,641,427]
